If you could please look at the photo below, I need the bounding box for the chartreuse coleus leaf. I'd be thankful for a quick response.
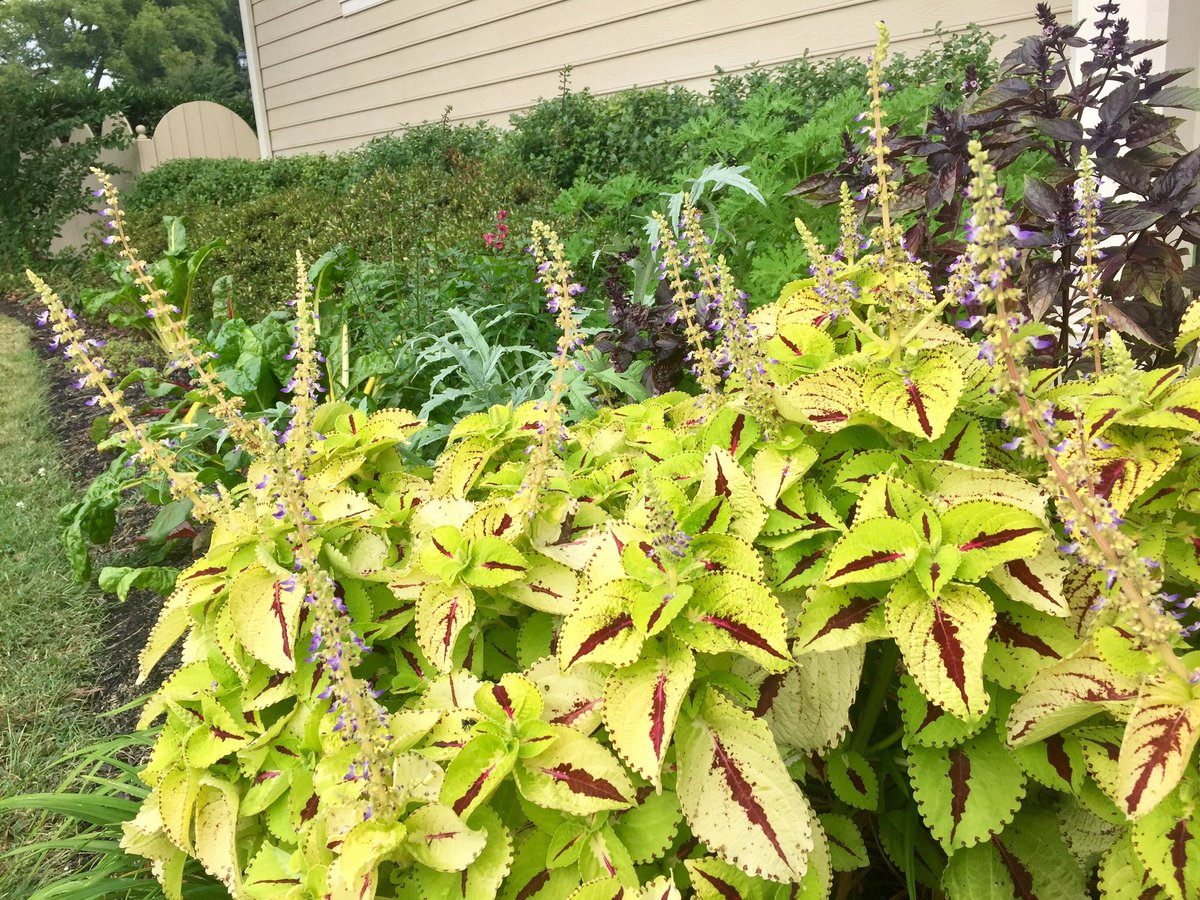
[405,806,513,898]
[120,800,188,900]
[515,724,635,815]
[941,808,1088,900]
[750,443,819,507]
[1177,297,1200,352]
[1062,427,1181,515]
[887,576,994,721]
[525,656,605,734]
[763,644,863,754]
[1099,833,1170,900]
[579,825,639,887]
[916,414,986,466]
[637,876,682,900]
[1007,646,1140,747]
[938,499,1045,582]
[441,732,516,820]
[191,776,241,895]
[500,821,581,899]
[1118,676,1200,819]
[790,584,888,654]
[685,855,790,899]
[854,473,932,524]
[567,877,628,899]
[1130,788,1200,900]
[674,572,790,672]
[1132,374,1200,433]
[819,813,869,872]
[822,518,920,587]
[419,525,529,588]
[324,817,406,899]
[984,597,1081,693]
[694,447,767,541]
[775,366,863,432]
[138,558,229,682]
[416,583,474,673]
[915,460,1049,518]
[404,803,488,872]
[988,539,1068,617]
[1012,731,1089,794]
[897,674,993,749]
[826,749,878,811]
[558,577,645,670]
[676,689,815,883]
[603,638,695,787]
[612,788,683,866]
[907,722,1027,853]
[1057,795,1123,871]
[863,347,965,440]
[243,842,304,898]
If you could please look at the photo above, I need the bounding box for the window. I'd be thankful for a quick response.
[340,0,390,15]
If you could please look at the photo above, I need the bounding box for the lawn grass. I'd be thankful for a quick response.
[0,315,108,889]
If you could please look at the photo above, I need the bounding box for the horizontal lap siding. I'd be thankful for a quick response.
[253,0,1070,157]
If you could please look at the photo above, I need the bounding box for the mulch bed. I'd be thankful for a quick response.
[3,292,188,729]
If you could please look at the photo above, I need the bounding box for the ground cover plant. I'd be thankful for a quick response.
[20,15,1200,895]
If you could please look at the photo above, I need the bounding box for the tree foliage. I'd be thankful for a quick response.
[0,0,244,88]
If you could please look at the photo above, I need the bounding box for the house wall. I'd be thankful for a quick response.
[243,0,1072,159]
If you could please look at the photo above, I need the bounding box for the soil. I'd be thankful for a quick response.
[2,292,188,730]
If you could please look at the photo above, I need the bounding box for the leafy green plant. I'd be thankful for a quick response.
[24,19,1200,898]
[82,215,224,344]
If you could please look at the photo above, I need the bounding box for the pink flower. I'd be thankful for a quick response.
[496,210,508,221]
[483,232,495,248]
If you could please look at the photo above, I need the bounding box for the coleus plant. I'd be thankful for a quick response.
[27,27,1200,898]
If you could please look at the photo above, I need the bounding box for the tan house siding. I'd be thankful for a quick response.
[251,0,1072,158]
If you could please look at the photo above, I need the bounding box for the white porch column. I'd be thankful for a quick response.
[1072,0,1200,150]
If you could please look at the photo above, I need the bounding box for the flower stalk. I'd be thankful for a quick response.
[965,141,1190,684]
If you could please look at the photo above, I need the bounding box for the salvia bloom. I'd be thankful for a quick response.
[26,269,228,522]
[653,206,722,404]
[645,479,692,560]
[519,221,585,514]
[90,169,269,458]
[1073,146,1105,375]
[965,141,1190,683]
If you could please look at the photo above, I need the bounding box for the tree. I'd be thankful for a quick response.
[0,0,244,89]
[0,66,124,264]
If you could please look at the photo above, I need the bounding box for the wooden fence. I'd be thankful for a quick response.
[53,101,260,252]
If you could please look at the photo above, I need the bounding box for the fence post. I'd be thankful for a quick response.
[135,125,159,173]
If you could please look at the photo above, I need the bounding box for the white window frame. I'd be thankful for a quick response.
[341,0,390,15]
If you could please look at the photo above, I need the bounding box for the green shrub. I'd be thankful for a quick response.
[123,155,554,327]
[346,116,503,182]
[124,155,356,212]
[508,79,708,189]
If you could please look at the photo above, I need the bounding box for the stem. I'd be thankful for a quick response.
[994,321,1190,683]
[851,642,901,755]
